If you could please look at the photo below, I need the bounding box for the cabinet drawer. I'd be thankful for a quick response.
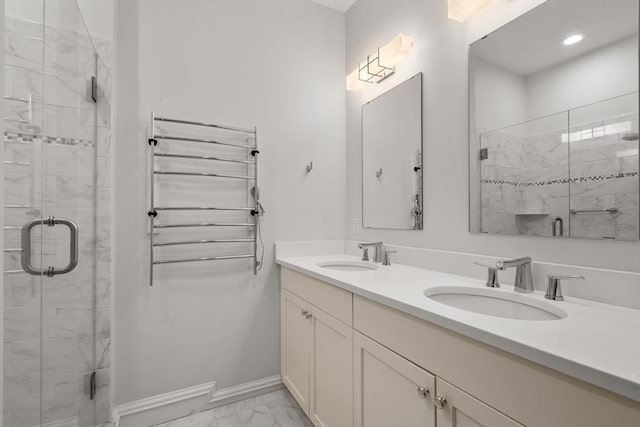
[354,295,640,427]
[282,268,352,326]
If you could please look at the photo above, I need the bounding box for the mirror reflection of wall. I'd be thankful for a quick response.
[470,0,639,241]
[362,73,423,230]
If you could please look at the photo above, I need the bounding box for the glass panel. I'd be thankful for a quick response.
[568,92,640,240]
[3,0,108,425]
[40,0,99,425]
[479,112,570,236]
[3,0,46,426]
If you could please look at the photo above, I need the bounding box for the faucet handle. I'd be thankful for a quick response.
[382,248,397,266]
[360,247,370,262]
[545,274,584,301]
[474,262,500,288]
[473,261,493,268]
[547,274,584,280]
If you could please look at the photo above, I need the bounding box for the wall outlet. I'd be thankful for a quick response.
[351,218,361,234]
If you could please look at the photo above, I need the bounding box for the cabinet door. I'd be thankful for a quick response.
[310,307,353,427]
[281,289,312,414]
[435,378,524,427]
[354,331,435,427]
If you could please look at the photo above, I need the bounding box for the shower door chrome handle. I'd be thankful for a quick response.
[21,216,79,277]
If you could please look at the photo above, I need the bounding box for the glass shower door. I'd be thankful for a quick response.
[568,92,640,240]
[3,0,101,426]
[3,2,47,425]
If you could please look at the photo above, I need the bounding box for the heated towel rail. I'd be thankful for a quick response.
[147,112,262,286]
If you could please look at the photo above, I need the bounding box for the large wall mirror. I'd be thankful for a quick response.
[470,0,639,240]
[363,73,423,230]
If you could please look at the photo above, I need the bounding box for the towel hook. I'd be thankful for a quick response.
[306,162,313,173]
[376,168,383,178]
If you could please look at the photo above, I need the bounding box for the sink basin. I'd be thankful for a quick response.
[317,260,379,272]
[424,286,567,321]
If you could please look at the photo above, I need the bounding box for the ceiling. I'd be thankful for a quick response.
[311,0,356,13]
[471,0,638,76]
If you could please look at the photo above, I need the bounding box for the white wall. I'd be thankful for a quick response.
[76,0,113,40]
[473,58,527,131]
[346,0,640,273]
[114,0,346,404]
[526,35,638,120]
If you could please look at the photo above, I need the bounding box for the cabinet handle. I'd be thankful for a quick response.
[305,313,313,320]
[416,386,430,399]
[434,396,447,409]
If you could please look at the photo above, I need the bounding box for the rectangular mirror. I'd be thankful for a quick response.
[470,0,639,240]
[363,72,423,230]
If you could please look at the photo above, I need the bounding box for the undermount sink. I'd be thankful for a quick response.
[424,286,567,321]
[317,260,379,272]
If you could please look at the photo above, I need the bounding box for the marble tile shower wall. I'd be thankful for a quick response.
[480,129,528,235]
[480,116,639,239]
[3,17,112,427]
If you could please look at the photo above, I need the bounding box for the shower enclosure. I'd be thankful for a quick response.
[3,1,112,426]
[479,92,639,240]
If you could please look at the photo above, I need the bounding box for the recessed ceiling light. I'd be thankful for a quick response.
[563,34,583,45]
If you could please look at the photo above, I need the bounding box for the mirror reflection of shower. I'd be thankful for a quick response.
[470,0,639,241]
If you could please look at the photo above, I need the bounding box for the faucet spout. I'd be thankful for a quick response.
[358,242,384,263]
[496,257,534,293]
[496,256,532,270]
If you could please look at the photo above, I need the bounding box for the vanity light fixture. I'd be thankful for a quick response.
[346,33,414,91]
[447,0,494,22]
[563,34,584,45]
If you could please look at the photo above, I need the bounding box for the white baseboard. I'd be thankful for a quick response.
[206,374,282,407]
[113,375,282,427]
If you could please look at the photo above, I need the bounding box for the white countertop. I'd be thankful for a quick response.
[276,253,640,402]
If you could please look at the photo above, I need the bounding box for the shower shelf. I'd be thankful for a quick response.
[147,112,262,286]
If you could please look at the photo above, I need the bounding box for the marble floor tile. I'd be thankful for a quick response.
[155,409,215,427]
[212,396,263,419]
[264,395,313,427]
[154,388,311,427]
[216,405,276,427]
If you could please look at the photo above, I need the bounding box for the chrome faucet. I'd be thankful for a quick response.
[545,274,584,301]
[382,247,397,266]
[496,257,534,293]
[358,242,384,263]
[474,262,500,287]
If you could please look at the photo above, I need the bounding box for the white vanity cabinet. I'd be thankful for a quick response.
[353,294,640,427]
[354,331,435,427]
[353,331,520,427]
[281,289,312,411]
[280,268,640,427]
[281,270,354,427]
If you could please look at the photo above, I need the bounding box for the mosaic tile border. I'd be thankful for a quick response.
[4,131,95,148]
[481,172,640,187]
